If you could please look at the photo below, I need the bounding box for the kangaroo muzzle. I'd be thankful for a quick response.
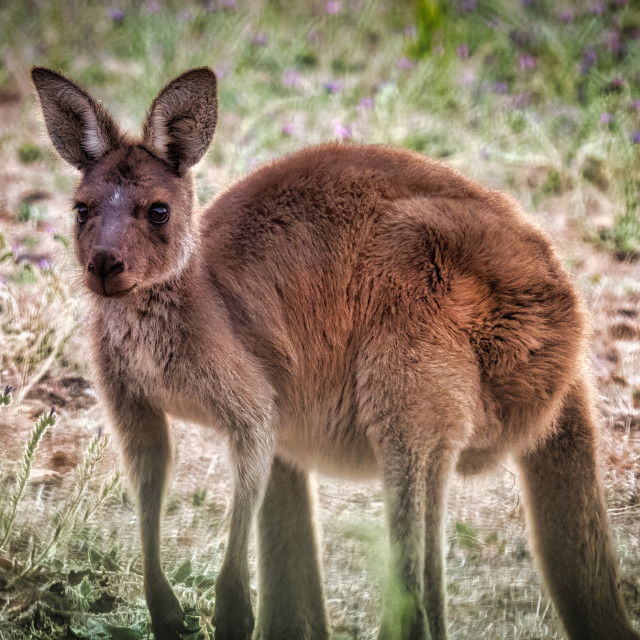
[86,247,132,296]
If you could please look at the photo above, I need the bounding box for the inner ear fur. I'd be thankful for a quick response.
[31,67,122,170]
[142,67,218,175]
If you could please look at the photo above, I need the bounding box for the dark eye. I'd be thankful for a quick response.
[75,203,89,223]
[148,203,170,225]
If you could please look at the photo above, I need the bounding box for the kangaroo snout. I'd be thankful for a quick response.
[88,248,124,279]
[86,248,130,296]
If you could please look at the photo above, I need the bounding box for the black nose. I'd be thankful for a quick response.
[87,249,124,280]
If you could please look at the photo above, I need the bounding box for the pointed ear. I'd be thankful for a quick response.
[31,67,122,170]
[142,67,217,174]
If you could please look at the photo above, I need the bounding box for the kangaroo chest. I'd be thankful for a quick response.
[94,294,276,434]
[95,298,213,419]
[106,306,176,381]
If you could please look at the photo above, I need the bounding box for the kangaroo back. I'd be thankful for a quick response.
[203,143,585,468]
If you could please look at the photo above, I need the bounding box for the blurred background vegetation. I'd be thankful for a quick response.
[1,0,639,255]
[0,1,639,639]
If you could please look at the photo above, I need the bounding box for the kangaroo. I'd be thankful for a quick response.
[32,66,638,640]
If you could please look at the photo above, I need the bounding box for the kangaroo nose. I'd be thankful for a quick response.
[88,249,124,280]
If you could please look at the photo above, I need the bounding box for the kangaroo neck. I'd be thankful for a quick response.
[91,252,203,321]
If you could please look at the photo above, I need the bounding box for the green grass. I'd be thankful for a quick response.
[0,1,639,638]
[1,0,638,206]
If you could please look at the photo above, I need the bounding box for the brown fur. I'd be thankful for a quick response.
[32,66,638,640]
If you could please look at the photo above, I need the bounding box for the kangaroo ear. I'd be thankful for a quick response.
[31,67,122,170]
[142,67,217,174]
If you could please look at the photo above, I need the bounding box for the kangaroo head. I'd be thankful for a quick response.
[32,67,217,297]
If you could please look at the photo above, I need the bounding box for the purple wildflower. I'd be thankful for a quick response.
[397,56,416,71]
[630,100,640,111]
[334,123,352,139]
[326,1,340,14]
[37,258,51,270]
[589,2,605,14]
[324,80,342,94]
[610,77,624,91]
[283,69,301,88]
[178,9,191,21]
[632,132,640,144]
[214,62,231,79]
[109,7,125,21]
[581,47,597,73]
[512,92,532,108]
[221,0,236,7]
[358,96,375,110]
[457,43,469,59]
[147,0,160,12]
[252,31,268,46]
[608,31,622,53]
[522,0,535,6]
[558,9,574,23]
[281,122,294,136]
[480,147,489,159]
[519,54,536,70]
[600,112,612,124]
[404,24,417,38]
[493,81,509,95]
[460,0,476,11]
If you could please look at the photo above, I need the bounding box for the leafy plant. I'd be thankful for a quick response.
[0,405,56,552]
[18,142,43,164]
[21,431,120,577]
[0,384,11,407]
[192,487,208,507]
[454,520,480,552]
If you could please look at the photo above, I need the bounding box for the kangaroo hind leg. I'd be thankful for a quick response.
[518,380,640,640]
[362,357,473,640]
[370,416,460,640]
[254,457,329,640]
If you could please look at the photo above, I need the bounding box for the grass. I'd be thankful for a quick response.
[0,0,639,638]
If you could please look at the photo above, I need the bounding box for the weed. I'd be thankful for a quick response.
[0,397,123,638]
[582,156,610,191]
[192,487,207,507]
[454,520,481,552]
[17,143,43,164]
[0,405,56,553]
[21,432,118,577]
[0,385,11,407]
[17,200,47,223]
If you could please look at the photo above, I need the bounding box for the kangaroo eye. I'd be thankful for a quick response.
[75,203,89,223]
[148,203,170,225]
